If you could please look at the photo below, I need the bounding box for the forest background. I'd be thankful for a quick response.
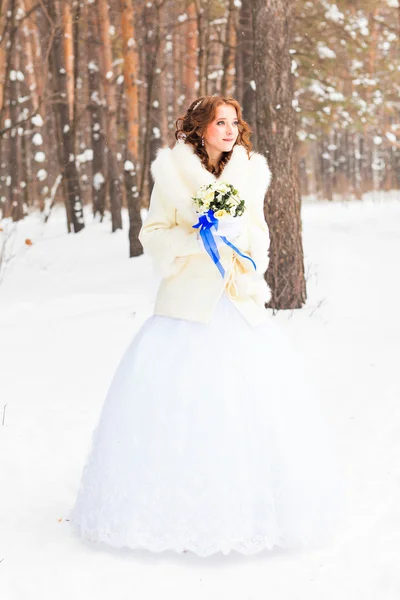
[0,0,399,307]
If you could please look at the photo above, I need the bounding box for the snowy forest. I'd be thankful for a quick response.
[1,0,399,234]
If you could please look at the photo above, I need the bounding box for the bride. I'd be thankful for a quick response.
[70,96,343,557]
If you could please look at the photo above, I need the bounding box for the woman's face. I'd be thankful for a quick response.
[203,104,239,158]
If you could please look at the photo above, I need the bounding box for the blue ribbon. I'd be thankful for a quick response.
[192,209,256,277]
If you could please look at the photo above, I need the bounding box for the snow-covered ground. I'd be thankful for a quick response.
[1,194,399,600]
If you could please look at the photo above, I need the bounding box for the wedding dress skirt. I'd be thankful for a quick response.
[70,294,343,557]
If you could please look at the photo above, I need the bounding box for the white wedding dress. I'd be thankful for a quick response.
[70,293,343,557]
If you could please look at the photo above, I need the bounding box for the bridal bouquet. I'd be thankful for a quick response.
[192,181,245,219]
[192,181,256,277]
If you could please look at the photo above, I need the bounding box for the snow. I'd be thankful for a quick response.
[124,160,135,171]
[323,3,344,23]
[34,151,46,163]
[90,90,102,105]
[310,81,326,97]
[76,149,93,164]
[329,91,345,102]
[88,60,98,73]
[386,132,397,143]
[93,172,105,191]
[31,113,44,127]
[32,133,43,146]
[9,70,24,81]
[317,45,336,59]
[297,130,307,141]
[1,195,400,599]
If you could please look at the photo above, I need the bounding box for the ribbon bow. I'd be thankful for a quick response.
[192,209,256,277]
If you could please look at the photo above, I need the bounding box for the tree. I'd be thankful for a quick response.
[120,0,142,256]
[221,0,237,98]
[45,0,84,233]
[97,0,123,231]
[184,1,197,104]
[87,6,107,219]
[251,0,306,309]
[7,0,23,221]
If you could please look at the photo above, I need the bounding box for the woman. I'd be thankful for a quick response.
[70,96,343,557]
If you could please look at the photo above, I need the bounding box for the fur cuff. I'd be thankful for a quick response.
[235,272,272,305]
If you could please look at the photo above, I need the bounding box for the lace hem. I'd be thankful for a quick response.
[69,520,330,558]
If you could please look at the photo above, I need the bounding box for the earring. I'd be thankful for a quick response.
[201,137,204,147]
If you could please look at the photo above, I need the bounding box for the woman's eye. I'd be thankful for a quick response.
[217,121,239,125]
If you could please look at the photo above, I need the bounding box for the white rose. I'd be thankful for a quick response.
[204,190,214,204]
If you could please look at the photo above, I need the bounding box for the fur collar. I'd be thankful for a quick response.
[150,139,271,224]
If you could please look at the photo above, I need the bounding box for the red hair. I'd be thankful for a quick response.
[174,96,252,176]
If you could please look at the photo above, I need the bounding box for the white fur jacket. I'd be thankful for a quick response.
[139,139,272,326]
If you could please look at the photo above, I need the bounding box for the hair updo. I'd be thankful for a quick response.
[174,96,252,177]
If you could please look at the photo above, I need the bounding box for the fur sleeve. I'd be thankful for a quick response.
[233,151,272,305]
[138,180,203,278]
[238,151,272,275]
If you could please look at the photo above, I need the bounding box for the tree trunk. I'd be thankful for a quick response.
[172,6,181,118]
[196,0,207,97]
[45,0,84,233]
[72,0,80,146]
[119,0,142,257]
[63,0,74,121]
[0,0,10,115]
[140,3,161,208]
[238,1,257,147]
[24,0,45,102]
[251,0,306,309]
[221,0,237,97]
[185,2,197,105]
[8,6,23,221]
[87,7,107,219]
[97,0,122,231]
[157,3,169,144]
